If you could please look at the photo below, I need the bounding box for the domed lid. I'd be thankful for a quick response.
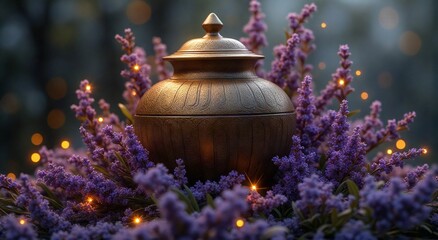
[164,13,263,60]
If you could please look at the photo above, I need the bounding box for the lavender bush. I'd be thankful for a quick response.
[1,1,437,239]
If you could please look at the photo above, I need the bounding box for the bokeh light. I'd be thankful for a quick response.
[396,139,406,150]
[320,22,327,29]
[399,31,422,56]
[133,217,142,224]
[61,140,70,149]
[318,62,326,70]
[379,7,399,29]
[235,218,245,228]
[31,133,43,146]
[378,72,393,88]
[360,92,369,100]
[46,77,68,100]
[47,109,66,129]
[386,149,393,155]
[31,152,41,163]
[0,93,20,114]
[355,70,362,76]
[6,173,16,180]
[126,0,151,25]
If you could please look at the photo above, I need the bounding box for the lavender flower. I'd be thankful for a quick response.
[405,164,429,188]
[98,99,123,130]
[267,34,300,90]
[115,28,135,54]
[360,169,438,233]
[195,186,249,239]
[38,159,135,205]
[51,221,123,240]
[134,164,174,197]
[370,148,424,179]
[15,175,71,233]
[116,29,152,114]
[247,190,287,213]
[314,45,354,114]
[0,215,37,240]
[296,174,351,216]
[123,125,154,173]
[241,0,268,77]
[152,37,171,81]
[173,159,188,187]
[287,3,317,85]
[325,126,367,186]
[190,171,245,201]
[334,220,375,240]
[296,76,318,154]
[272,136,314,200]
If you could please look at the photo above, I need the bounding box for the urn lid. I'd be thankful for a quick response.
[164,13,263,60]
[135,13,295,116]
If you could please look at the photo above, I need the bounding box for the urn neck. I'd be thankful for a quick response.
[168,58,259,80]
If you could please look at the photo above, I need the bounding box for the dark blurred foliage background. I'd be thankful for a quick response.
[1,0,437,176]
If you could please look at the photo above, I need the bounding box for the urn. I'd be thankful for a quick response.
[134,13,295,185]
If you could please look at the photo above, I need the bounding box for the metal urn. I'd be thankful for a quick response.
[134,13,295,185]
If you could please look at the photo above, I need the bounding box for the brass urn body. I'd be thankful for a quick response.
[134,13,295,184]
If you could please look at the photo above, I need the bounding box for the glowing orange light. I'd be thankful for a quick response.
[98,117,104,123]
[355,70,362,76]
[422,148,428,154]
[85,84,92,92]
[396,139,406,150]
[19,219,26,225]
[131,90,137,96]
[318,62,326,70]
[236,218,245,228]
[133,64,140,72]
[7,173,16,180]
[338,79,345,86]
[251,185,257,191]
[31,153,41,163]
[360,92,369,100]
[386,149,393,155]
[61,140,70,149]
[133,217,142,224]
[31,133,43,146]
[321,22,327,29]
[87,197,93,203]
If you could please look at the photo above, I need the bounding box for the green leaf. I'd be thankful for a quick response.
[171,188,195,213]
[118,103,134,124]
[114,152,130,171]
[292,202,304,220]
[300,213,321,227]
[273,208,282,219]
[92,164,111,178]
[38,183,63,209]
[261,226,289,240]
[206,193,215,208]
[347,109,361,118]
[183,185,200,212]
[420,224,433,234]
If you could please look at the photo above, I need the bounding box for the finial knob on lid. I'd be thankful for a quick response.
[202,13,223,35]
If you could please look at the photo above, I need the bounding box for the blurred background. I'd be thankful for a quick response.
[1,0,437,175]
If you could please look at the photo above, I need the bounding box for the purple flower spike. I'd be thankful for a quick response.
[152,37,172,81]
[241,0,268,77]
[116,29,152,114]
[16,175,71,233]
[267,34,300,90]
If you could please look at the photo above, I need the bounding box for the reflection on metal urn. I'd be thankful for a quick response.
[134,13,295,184]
